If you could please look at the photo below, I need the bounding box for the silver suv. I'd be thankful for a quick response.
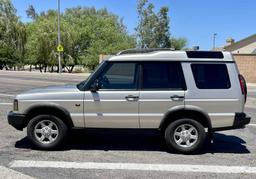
[8,49,251,154]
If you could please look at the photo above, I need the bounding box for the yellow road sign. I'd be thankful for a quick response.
[57,44,64,52]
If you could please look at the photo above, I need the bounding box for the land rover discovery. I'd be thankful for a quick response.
[8,49,251,154]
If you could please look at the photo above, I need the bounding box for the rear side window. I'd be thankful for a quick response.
[142,62,186,90]
[191,64,231,89]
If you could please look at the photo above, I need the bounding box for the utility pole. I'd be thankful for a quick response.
[57,0,62,73]
[213,33,217,50]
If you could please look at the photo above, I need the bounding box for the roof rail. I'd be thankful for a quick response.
[117,48,175,55]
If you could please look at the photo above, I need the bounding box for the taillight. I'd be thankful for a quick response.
[239,75,245,94]
[238,74,247,103]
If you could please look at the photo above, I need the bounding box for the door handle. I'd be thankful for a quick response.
[125,95,139,102]
[170,95,184,101]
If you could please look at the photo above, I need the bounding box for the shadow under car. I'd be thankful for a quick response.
[15,129,250,154]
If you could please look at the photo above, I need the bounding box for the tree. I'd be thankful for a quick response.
[136,0,187,50]
[155,7,171,48]
[26,5,37,20]
[0,0,26,69]
[170,37,187,50]
[25,10,67,72]
[136,0,171,48]
[62,7,135,70]
[25,7,136,72]
[136,0,157,48]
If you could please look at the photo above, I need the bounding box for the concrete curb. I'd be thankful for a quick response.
[0,166,35,179]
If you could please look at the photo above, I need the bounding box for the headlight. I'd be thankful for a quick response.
[13,99,18,111]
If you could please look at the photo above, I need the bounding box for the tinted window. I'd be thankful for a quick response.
[98,62,137,90]
[186,51,224,59]
[191,64,231,89]
[142,62,186,90]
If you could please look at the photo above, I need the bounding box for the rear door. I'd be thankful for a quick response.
[184,62,241,128]
[139,61,187,128]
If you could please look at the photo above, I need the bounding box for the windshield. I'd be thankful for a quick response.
[77,60,106,90]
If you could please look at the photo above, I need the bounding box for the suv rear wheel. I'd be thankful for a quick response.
[164,118,206,154]
[27,115,68,150]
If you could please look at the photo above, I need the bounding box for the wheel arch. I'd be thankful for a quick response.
[159,106,212,132]
[24,104,74,129]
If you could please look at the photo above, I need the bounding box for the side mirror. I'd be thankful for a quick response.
[90,80,100,92]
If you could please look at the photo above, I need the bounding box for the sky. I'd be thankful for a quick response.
[12,0,256,50]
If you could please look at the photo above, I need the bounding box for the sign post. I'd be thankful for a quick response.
[57,0,62,73]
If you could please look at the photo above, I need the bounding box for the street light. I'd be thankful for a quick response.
[57,0,61,73]
[213,33,217,50]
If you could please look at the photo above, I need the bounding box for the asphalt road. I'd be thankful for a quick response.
[0,70,255,179]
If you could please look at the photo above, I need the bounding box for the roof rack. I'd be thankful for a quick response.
[117,48,175,55]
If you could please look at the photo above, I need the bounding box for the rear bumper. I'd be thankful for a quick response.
[8,111,25,131]
[233,112,251,128]
[213,112,251,132]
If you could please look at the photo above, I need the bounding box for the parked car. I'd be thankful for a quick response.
[8,49,251,154]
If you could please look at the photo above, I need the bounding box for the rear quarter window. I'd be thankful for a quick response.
[191,64,231,89]
[142,62,186,90]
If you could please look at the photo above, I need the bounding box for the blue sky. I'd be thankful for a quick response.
[12,0,256,50]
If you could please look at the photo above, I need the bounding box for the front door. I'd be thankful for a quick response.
[84,62,139,128]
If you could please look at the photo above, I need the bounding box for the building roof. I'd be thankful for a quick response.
[224,34,256,52]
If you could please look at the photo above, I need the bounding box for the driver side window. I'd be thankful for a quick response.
[97,62,138,90]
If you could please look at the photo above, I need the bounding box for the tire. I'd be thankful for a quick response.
[27,115,68,150]
[164,118,206,154]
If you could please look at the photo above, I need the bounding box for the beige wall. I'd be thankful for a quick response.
[233,54,256,83]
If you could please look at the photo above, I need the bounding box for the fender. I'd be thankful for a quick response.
[185,105,212,129]
[24,103,74,127]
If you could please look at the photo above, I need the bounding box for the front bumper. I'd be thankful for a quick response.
[213,112,251,132]
[8,111,26,131]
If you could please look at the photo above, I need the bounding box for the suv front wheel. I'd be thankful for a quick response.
[164,118,206,154]
[27,115,68,150]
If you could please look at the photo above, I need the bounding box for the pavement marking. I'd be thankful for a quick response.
[0,103,12,105]
[0,166,35,179]
[0,93,15,97]
[9,160,256,174]
[249,124,256,127]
